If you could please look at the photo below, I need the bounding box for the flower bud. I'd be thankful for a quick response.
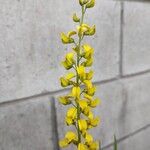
[86,0,95,8]
[73,13,80,22]
[79,0,89,6]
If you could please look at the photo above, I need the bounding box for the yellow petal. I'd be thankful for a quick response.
[85,133,93,143]
[78,119,87,131]
[82,57,93,67]
[83,106,90,116]
[77,65,85,74]
[84,93,93,101]
[65,131,77,142]
[78,143,87,150]
[65,117,73,125]
[84,80,93,89]
[67,31,77,37]
[66,107,77,125]
[78,100,88,110]
[88,111,94,119]
[62,61,73,70]
[72,86,81,98]
[89,98,101,108]
[77,65,86,81]
[85,25,96,36]
[59,138,69,148]
[61,33,74,44]
[86,86,96,96]
[82,44,94,59]
[66,52,75,64]
[59,96,71,105]
[88,141,99,150]
[65,72,75,80]
[77,24,90,36]
[62,53,75,70]
[60,77,70,87]
[82,24,90,29]
[67,107,77,118]
[86,70,94,80]
[88,117,100,127]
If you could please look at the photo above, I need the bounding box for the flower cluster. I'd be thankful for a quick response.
[59,0,100,149]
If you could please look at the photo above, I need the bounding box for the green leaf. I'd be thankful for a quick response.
[114,135,118,150]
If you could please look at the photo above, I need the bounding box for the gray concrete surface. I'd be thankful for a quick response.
[123,1,150,75]
[0,0,150,150]
[0,96,53,150]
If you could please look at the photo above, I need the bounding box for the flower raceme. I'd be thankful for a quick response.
[59,0,100,149]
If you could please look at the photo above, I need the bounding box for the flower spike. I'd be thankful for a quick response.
[59,0,100,149]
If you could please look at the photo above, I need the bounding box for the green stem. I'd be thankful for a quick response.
[76,5,85,145]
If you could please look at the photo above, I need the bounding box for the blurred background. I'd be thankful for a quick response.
[0,0,150,149]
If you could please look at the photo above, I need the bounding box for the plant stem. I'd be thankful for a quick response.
[76,5,85,145]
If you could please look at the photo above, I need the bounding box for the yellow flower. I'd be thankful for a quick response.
[67,31,77,38]
[66,107,77,125]
[65,131,77,143]
[66,52,75,64]
[82,106,90,116]
[78,100,94,118]
[85,133,93,143]
[82,44,94,59]
[83,81,96,96]
[86,70,94,80]
[62,52,75,70]
[77,24,90,36]
[84,93,93,101]
[61,32,74,44]
[87,141,99,150]
[82,57,93,67]
[78,143,87,150]
[86,86,96,96]
[77,65,86,81]
[88,111,94,119]
[78,100,88,110]
[59,96,71,105]
[72,86,81,99]
[65,72,76,80]
[86,0,95,9]
[59,138,69,148]
[78,119,87,133]
[89,98,101,108]
[60,72,75,87]
[59,0,100,148]
[84,25,96,36]
[77,24,95,36]
[83,80,93,89]
[87,117,99,129]
[60,77,70,87]
[59,131,77,148]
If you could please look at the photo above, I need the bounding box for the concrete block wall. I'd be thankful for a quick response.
[0,0,150,150]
